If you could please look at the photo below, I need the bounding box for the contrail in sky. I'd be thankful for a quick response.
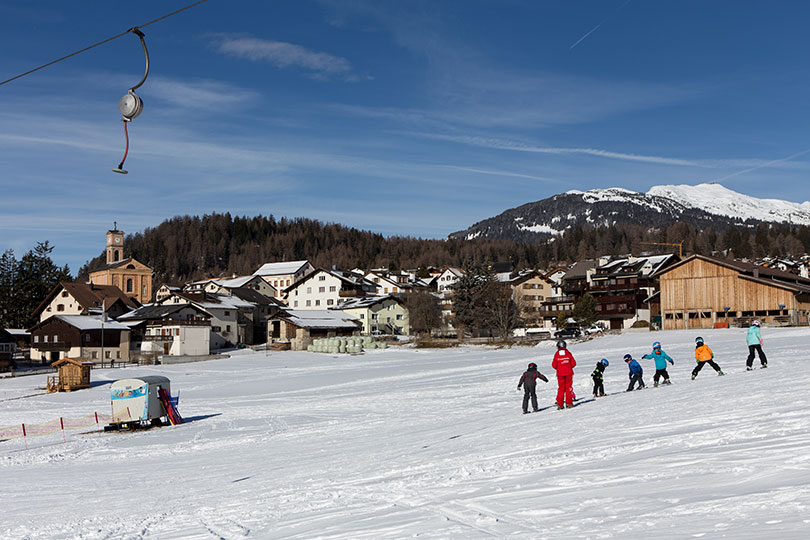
[711,147,810,183]
[570,0,632,49]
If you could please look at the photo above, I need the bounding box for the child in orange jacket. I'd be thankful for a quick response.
[692,336,724,380]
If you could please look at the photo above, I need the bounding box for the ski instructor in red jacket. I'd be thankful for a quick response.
[552,340,576,409]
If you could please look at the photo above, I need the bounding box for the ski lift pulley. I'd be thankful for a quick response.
[113,28,150,174]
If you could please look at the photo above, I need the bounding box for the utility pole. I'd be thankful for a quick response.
[640,241,685,258]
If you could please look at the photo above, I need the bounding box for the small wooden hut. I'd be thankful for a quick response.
[47,357,93,392]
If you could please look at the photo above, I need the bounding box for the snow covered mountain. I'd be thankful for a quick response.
[450,183,810,242]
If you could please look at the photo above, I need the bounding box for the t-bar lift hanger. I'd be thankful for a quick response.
[113,28,150,175]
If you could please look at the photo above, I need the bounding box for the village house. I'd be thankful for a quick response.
[201,275,276,297]
[363,270,412,295]
[657,254,810,330]
[155,284,182,302]
[333,295,410,335]
[87,225,153,304]
[267,309,361,351]
[500,270,556,329]
[436,267,464,293]
[156,291,249,348]
[118,302,214,356]
[253,260,315,301]
[284,268,377,310]
[34,281,139,323]
[587,254,678,330]
[28,315,131,364]
[0,328,15,371]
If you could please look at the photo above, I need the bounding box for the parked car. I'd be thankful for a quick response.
[554,327,581,339]
[584,325,604,335]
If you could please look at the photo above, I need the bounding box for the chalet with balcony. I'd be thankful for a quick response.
[588,254,678,330]
[29,315,131,364]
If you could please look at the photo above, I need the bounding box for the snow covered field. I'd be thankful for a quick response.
[2,328,810,540]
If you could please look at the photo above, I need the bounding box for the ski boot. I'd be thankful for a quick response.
[691,374,696,380]
[654,382,659,388]
[663,380,672,385]
[717,371,725,376]
[746,367,753,371]
[761,364,768,369]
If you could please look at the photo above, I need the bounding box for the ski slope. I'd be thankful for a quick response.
[2,328,810,539]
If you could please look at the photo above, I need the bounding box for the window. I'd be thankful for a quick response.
[126,278,133,293]
[57,304,65,312]
[371,314,378,320]
[329,286,336,292]
[396,314,403,320]
[175,329,180,336]
[212,326,221,332]
[315,299,321,306]
[91,351,98,359]
[306,287,312,294]
[327,299,334,306]
[294,301,299,307]
[105,351,111,359]
[319,287,325,293]
[34,335,39,343]
[384,288,388,293]
[226,325,231,332]
[84,334,90,342]
[224,311,230,317]
[306,300,311,307]
[61,291,69,297]
[319,275,326,281]
[116,351,121,359]
[285,279,290,286]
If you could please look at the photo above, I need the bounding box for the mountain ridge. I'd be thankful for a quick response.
[450,183,810,242]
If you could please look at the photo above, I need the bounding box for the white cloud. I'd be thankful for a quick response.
[215,36,362,80]
[146,77,260,110]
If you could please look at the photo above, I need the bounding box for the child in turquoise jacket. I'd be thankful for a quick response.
[642,341,674,386]
[746,320,768,370]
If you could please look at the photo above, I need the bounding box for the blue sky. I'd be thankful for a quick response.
[2,1,810,272]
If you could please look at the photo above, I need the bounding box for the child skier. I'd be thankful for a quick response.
[746,320,768,370]
[592,358,609,397]
[517,362,549,414]
[625,354,645,391]
[692,336,724,379]
[641,341,674,386]
[552,340,576,409]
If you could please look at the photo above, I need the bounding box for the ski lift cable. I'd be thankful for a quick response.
[0,0,212,88]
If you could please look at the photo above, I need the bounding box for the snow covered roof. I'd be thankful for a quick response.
[52,315,131,331]
[254,260,310,276]
[212,275,262,289]
[278,310,361,329]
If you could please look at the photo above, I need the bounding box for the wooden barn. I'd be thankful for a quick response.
[47,357,93,392]
[658,254,810,330]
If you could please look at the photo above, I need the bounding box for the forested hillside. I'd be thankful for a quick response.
[76,213,810,286]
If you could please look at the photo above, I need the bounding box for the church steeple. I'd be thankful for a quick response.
[106,222,124,264]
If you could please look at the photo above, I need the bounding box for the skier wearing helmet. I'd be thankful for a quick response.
[641,341,675,386]
[692,336,724,380]
[551,340,577,409]
[517,362,549,414]
[745,320,768,370]
[591,358,609,397]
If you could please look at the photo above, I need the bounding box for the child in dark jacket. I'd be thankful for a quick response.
[592,358,609,397]
[517,362,549,414]
[625,354,645,391]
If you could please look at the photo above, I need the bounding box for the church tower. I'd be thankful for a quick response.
[106,222,124,264]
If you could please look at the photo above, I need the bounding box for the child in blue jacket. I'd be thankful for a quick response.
[641,341,674,387]
[746,320,768,370]
[625,354,645,391]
